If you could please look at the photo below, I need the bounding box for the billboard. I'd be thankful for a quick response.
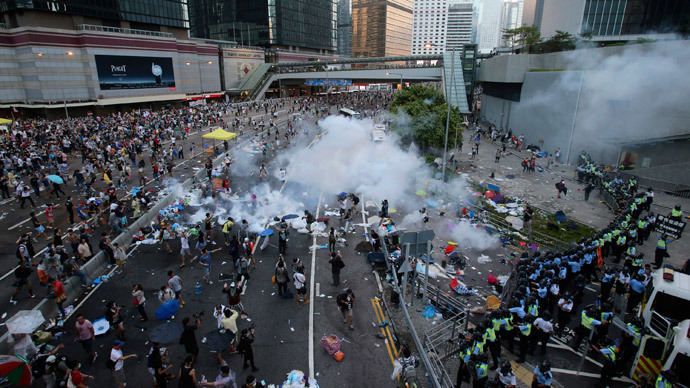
[305,79,352,86]
[95,55,175,90]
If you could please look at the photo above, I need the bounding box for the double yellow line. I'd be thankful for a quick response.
[371,297,398,365]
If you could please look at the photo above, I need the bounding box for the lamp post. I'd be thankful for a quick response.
[426,42,455,182]
[386,72,404,91]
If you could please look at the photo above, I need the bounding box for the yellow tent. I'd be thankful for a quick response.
[0,118,12,124]
[202,127,237,141]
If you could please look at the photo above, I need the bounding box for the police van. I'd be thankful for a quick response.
[620,268,690,387]
[372,124,386,143]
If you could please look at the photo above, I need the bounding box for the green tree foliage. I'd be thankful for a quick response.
[390,84,462,150]
[539,30,577,53]
[502,25,542,53]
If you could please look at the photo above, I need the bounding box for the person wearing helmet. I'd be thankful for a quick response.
[656,370,677,388]
[495,361,516,388]
[471,352,489,388]
[592,337,618,388]
[572,307,608,351]
[455,339,472,387]
[516,315,533,363]
[555,292,573,337]
[532,312,554,356]
[532,360,552,388]
[669,204,683,221]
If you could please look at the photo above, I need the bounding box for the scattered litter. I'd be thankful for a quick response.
[375,343,380,347]
[271,293,276,296]
[291,327,295,332]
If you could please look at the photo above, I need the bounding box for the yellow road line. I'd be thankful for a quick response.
[371,298,397,365]
[510,360,534,386]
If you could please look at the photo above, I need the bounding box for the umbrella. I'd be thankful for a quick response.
[0,118,12,125]
[281,214,299,221]
[155,300,180,320]
[5,310,44,335]
[202,328,235,352]
[258,229,274,237]
[46,175,64,184]
[150,322,184,344]
[416,190,427,196]
[0,355,33,386]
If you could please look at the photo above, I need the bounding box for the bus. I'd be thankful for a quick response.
[338,108,361,120]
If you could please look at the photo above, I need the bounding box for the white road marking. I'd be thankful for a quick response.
[308,192,323,382]
[550,367,634,382]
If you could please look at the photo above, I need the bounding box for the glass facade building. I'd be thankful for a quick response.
[352,0,413,57]
[0,0,189,29]
[582,0,690,36]
[337,0,353,56]
[188,0,336,52]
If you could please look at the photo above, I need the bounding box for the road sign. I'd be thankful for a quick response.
[400,230,435,256]
[305,79,352,86]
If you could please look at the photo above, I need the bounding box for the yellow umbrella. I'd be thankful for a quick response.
[0,118,12,124]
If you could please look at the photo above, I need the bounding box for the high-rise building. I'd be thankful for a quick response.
[522,0,690,41]
[411,0,475,55]
[500,0,524,46]
[188,0,337,53]
[446,1,476,51]
[337,0,353,56]
[352,0,413,57]
[411,0,448,55]
[0,0,189,37]
[477,0,503,53]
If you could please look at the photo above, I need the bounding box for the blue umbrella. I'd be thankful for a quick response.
[131,187,141,196]
[281,214,299,221]
[47,175,64,184]
[155,300,180,320]
[258,229,274,237]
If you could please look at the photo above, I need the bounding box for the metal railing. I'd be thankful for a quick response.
[423,312,468,362]
[249,71,274,100]
[619,171,690,199]
[77,24,173,38]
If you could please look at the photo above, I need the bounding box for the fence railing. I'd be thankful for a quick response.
[619,171,690,199]
[77,24,173,38]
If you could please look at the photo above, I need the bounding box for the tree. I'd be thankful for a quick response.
[539,30,576,53]
[389,85,463,151]
[502,25,541,53]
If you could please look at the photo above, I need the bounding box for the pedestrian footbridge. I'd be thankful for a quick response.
[239,53,470,113]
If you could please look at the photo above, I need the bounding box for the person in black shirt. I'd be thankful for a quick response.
[238,328,258,372]
[10,261,35,304]
[180,316,201,365]
[65,196,74,224]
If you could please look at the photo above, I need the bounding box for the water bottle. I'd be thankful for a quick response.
[194,282,202,295]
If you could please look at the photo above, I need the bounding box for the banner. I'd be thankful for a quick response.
[305,79,352,86]
[95,55,175,90]
[653,215,685,239]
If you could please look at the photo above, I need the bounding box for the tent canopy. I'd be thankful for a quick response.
[202,128,237,141]
[0,118,12,124]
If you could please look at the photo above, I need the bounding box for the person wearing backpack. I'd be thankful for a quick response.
[274,257,290,297]
[328,251,345,286]
[327,228,336,254]
[109,340,138,388]
[222,217,234,245]
[337,288,355,330]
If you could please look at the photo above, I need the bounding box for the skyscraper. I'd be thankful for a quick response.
[352,0,413,57]
[188,0,337,52]
[337,0,353,56]
[522,0,690,40]
[446,1,476,50]
[500,0,524,46]
[411,0,475,55]
[477,0,503,53]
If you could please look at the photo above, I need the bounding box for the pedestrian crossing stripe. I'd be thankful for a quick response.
[632,355,662,382]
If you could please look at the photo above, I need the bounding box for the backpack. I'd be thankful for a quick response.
[105,357,116,370]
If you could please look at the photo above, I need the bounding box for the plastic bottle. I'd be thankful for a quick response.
[195,282,202,295]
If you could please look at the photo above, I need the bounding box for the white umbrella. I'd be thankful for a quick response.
[5,310,45,334]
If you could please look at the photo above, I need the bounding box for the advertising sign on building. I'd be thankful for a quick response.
[305,79,352,86]
[95,55,175,90]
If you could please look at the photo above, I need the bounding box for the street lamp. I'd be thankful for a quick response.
[386,72,404,91]
[426,42,455,182]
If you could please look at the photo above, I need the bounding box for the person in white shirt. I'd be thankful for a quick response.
[496,361,516,388]
[532,312,554,355]
[180,232,191,268]
[555,293,574,337]
[110,340,138,388]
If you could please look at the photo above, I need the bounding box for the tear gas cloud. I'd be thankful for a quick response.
[518,41,690,162]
